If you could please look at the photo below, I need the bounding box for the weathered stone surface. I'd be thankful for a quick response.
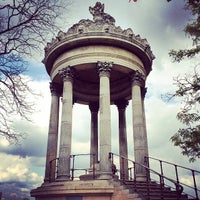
[31,2,154,199]
[31,180,142,200]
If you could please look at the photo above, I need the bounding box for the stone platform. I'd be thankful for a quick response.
[31,180,114,200]
[30,179,142,200]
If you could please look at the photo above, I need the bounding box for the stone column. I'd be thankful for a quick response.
[97,61,112,178]
[44,82,60,183]
[131,70,149,181]
[116,99,129,180]
[89,103,99,166]
[57,66,74,181]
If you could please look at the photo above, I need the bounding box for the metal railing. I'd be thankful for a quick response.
[49,153,97,181]
[49,153,199,199]
[145,156,200,199]
[70,153,96,180]
[110,152,188,200]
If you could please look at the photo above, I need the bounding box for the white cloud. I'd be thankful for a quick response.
[0,153,43,185]
[1,0,199,197]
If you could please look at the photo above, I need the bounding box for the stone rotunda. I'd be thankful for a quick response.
[31,2,155,200]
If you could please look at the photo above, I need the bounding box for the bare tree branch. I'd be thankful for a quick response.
[0,0,72,143]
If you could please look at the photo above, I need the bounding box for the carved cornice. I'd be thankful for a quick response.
[43,3,155,64]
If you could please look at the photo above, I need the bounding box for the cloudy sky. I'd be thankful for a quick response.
[0,0,199,199]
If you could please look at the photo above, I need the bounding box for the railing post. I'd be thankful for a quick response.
[192,170,199,199]
[49,160,52,182]
[174,164,180,200]
[133,162,136,188]
[174,165,179,184]
[159,175,164,200]
[146,167,150,200]
[109,152,116,178]
[93,153,95,179]
[55,158,59,179]
[129,167,132,180]
[121,157,125,181]
[159,160,164,186]
[71,155,75,180]
[144,156,149,168]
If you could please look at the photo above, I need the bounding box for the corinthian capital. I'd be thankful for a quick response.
[49,82,61,96]
[132,70,145,87]
[89,102,99,112]
[97,61,112,77]
[59,66,74,82]
[115,99,129,110]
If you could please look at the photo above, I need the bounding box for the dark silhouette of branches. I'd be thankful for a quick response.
[168,66,200,162]
[169,0,200,62]
[166,0,200,162]
[0,0,71,143]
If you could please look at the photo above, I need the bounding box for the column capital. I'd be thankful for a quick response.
[49,82,61,96]
[59,66,74,82]
[141,87,147,99]
[115,99,129,110]
[97,61,112,77]
[132,70,145,87]
[89,102,99,112]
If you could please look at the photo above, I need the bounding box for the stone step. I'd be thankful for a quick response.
[113,181,143,200]
[119,180,189,200]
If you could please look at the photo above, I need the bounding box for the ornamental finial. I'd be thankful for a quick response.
[89,2,115,25]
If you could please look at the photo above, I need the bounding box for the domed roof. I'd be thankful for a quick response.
[43,2,155,76]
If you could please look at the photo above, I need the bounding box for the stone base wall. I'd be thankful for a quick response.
[31,180,142,200]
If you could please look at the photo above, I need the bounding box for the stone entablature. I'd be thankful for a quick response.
[43,2,155,75]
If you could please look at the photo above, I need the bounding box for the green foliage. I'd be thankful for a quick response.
[171,126,200,162]
[168,0,200,162]
[169,0,200,62]
[170,68,200,162]
[164,69,200,163]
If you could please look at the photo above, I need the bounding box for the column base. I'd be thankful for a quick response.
[98,172,114,180]
[135,173,148,181]
[56,175,71,182]
[80,172,118,181]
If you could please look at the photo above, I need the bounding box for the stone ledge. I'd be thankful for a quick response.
[31,180,114,197]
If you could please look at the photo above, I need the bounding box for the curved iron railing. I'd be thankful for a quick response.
[109,152,188,200]
[145,156,200,199]
[49,153,199,199]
